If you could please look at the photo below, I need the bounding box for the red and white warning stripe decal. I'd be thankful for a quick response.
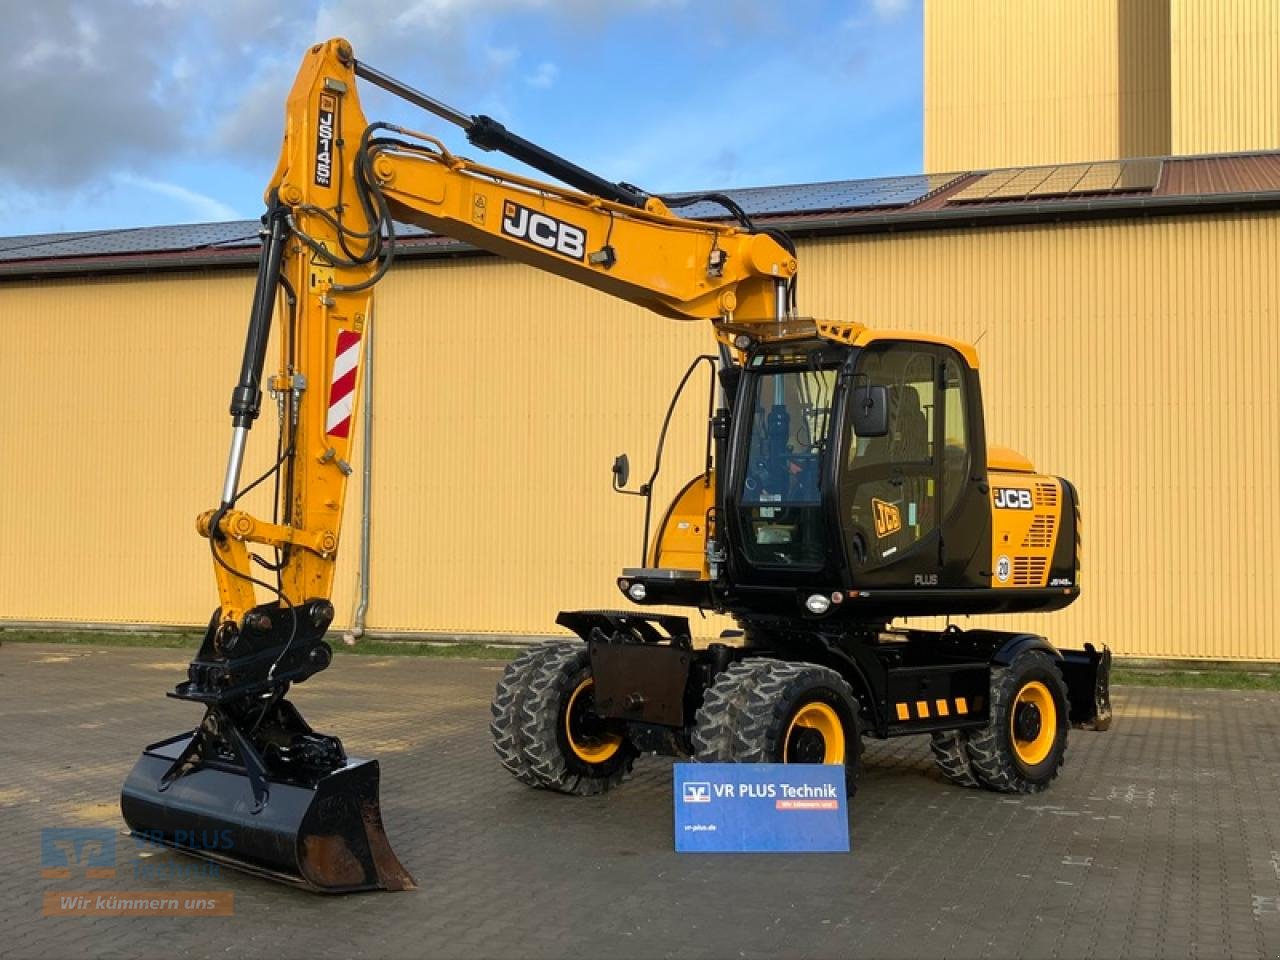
[325,330,362,438]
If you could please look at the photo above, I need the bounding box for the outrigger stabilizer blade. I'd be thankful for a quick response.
[120,602,414,894]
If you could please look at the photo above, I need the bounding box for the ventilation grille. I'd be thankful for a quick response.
[1022,516,1056,549]
[1013,558,1048,586]
[1034,482,1059,508]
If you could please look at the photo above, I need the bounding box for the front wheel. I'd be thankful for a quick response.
[965,651,1069,793]
[692,659,862,796]
[520,645,638,796]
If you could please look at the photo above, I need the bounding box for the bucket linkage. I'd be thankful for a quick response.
[120,600,414,893]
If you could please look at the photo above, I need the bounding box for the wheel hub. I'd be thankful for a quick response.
[789,728,828,763]
[1013,701,1042,742]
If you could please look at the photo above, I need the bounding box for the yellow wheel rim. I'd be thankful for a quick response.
[564,678,623,764]
[783,702,846,764]
[1010,680,1057,766]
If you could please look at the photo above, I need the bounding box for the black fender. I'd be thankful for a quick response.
[990,632,1062,667]
[969,630,1110,731]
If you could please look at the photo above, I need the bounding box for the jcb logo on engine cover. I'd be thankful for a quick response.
[872,498,902,538]
[314,93,336,188]
[993,488,1033,510]
[501,201,586,261]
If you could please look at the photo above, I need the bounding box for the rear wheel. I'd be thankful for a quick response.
[965,651,1069,793]
[522,645,637,796]
[692,659,862,796]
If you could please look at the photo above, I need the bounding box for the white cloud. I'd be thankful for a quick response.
[871,0,912,20]
[5,0,909,230]
[114,173,241,222]
[525,62,559,88]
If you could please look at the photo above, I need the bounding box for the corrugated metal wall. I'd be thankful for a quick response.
[2,211,1278,660]
[801,212,1279,662]
[0,271,360,626]
[360,258,714,636]
[1171,0,1280,155]
[927,0,1280,168]
[0,263,714,637]
[925,0,1167,171]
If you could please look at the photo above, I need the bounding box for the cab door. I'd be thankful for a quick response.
[838,341,983,587]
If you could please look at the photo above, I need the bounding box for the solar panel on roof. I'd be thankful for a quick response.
[0,218,442,265]
[0,221,264,263]
[1025,165,1088,196]
[674,173,962,220]
[948,170,1013,202]
[1069,162,1124,194]
[947,159,1163,204]
[986,167,1055,199]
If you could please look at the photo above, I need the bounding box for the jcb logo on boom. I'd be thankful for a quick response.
[993,488,1033,510]
[500,202,587,261]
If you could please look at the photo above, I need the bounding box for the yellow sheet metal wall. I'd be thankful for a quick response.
[360,258,716,636]
[925,0,1171,171]
[0,263,714,638]
[2,211,1278,661]
[801,212,1279,662]
[0,271,359,626]
[1171,0,1280,155]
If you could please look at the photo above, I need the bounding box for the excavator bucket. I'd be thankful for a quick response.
[120,603,414,893]
[121,734,413,893]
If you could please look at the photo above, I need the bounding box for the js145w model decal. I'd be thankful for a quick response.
[314,93,336,188]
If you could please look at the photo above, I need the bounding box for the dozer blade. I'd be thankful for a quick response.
[121,732,414,893]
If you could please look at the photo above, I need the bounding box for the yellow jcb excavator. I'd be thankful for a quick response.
[121,38,1111,894]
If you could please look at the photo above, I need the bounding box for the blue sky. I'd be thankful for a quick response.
[0,0,922,237]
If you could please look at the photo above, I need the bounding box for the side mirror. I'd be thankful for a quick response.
[851,385,889,438]
[612,453,630,490]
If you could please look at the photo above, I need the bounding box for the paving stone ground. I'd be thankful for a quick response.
[1,641,1278,960]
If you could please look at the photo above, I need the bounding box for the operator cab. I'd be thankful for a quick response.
[721,334,993,616]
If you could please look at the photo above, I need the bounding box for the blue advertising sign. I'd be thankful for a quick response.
[673,763,849,853]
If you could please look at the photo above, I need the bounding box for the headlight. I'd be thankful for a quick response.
[804,593,831,615]
[628,583,648,601]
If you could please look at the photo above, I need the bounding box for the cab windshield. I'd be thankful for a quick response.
[738,357,838,567]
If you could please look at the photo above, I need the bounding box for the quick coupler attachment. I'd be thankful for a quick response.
[119,604,415,893]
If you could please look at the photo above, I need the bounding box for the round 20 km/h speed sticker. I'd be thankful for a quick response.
[995,555,1012,583]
